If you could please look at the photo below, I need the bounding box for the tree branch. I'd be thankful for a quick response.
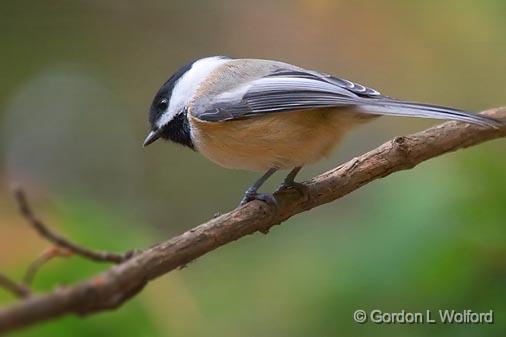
[13,189,134,264]
[0,275,30,299]
[0,107,504,334]
[23,247,73,286]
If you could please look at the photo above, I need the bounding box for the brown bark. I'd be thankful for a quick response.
[0,107,504,334]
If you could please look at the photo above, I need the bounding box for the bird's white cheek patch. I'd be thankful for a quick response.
[157,57,229,129]
[156,110,174,129]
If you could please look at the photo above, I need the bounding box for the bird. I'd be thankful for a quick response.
[143,56,502,206]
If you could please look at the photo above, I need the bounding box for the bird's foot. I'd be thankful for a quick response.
[239,188,277,207]
[275,181,309,199]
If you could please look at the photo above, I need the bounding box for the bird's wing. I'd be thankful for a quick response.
[195,68,384,122]
[193,66,501,128]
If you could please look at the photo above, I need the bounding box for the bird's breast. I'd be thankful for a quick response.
[188,108,370,171]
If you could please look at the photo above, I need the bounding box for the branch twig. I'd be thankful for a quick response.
[12,189,133,264]
[0,275,29,299]
[0,107,504,334]
[23,247,73,286]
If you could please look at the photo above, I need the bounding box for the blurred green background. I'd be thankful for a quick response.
[1,0,505,336]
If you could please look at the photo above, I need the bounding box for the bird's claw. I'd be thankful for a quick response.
[239,191,277,207]
[275,181,308,197]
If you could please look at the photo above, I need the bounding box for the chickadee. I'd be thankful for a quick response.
[143,56,501,206]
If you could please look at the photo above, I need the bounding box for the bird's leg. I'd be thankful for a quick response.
[240,168,278,206]
[275,166,308,197]
[280,167,302,187]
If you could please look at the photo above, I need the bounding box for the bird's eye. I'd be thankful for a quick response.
[157,99,168,112]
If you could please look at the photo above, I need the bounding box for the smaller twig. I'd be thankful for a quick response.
[0,274,30,299]
[12,187,132,264]
[23,246,73,286]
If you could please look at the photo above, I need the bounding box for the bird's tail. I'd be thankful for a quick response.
[359,99,502,128]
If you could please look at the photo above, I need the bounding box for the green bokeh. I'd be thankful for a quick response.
[0,1,504,336]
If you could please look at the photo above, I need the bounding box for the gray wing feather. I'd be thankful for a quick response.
[195,65,501,128]
[198,70,380,121]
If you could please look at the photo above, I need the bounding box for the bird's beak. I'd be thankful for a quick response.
[143,130,161,147]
